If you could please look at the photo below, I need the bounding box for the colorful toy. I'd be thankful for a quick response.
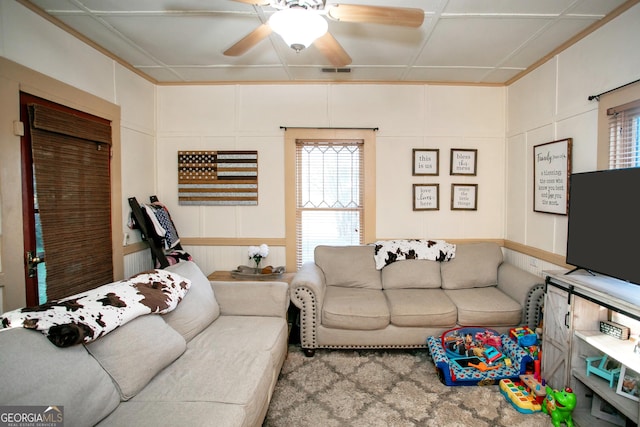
[428,330,534,386]
[499,377,543,413]
[542,386,577,427]
[519,374,547,404]
[484,346,504,364]
[510,326,536,343]
[475,330,503,350]
[468,360,502,372]
[510,326,539,358]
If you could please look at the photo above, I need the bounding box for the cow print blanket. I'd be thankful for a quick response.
[0,269,191,347]
[373,239,456,270]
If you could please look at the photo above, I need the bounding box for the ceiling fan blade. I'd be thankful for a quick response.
[224,24,272,56]
[314,32,352,68]
[327,4,424,27]
[231,0,270,5]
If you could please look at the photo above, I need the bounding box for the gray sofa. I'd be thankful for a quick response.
[0,261,289,427]
[290,242,544,356]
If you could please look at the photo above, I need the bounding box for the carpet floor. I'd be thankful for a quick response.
[264,345,550,427]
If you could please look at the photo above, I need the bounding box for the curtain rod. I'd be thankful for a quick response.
[588,78,640,101]
[280,126,378,131]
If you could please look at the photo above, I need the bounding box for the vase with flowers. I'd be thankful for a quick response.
[248,244,269,273]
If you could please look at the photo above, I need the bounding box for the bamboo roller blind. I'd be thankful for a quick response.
[28,104,113,301]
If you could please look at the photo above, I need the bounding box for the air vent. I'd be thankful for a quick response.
[321,68,351,73]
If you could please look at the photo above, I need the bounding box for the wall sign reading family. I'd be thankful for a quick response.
[413,184,439,210]
[450,149,477,176]
[533,138,572,215]
[451,184,477,210]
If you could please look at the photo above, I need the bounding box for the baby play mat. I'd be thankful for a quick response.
[427,328,533,386]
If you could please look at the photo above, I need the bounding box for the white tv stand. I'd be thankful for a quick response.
[543,270,640,426]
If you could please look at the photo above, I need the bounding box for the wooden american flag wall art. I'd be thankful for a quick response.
[178,150,258,205]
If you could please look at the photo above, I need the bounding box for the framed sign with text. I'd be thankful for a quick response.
[451,184,477,210]
[533,138,572,215]
[450,149,477,176]
[413,184,439,211]
[412,149,439,176]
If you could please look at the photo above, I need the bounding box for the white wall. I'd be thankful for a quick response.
[0,1,156,309]
[156,83,506,272]
[0,1,156,226]
[506,3,640,258]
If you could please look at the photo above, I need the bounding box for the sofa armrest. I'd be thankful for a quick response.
[289,262,326,350]
[497,263,544,326]
[211,281,289,318]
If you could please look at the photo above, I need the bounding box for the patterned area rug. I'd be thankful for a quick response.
[264,345,550,427]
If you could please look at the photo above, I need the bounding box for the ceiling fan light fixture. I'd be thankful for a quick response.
[268,8,328,52]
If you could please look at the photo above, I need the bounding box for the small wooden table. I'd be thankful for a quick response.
[207,270,295,284]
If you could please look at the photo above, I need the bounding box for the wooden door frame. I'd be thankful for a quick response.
[0,57,123,312]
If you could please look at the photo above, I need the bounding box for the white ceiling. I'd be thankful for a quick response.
[25,0,632,84]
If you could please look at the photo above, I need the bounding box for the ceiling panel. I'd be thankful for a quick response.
[501,17,599,68]
[442,0,578,15]
[415,17,552,67]
[24,0,634,84]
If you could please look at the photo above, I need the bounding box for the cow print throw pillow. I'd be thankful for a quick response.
[0,269,191,347]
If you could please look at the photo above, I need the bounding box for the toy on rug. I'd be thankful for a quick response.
[542,386,577,427]
[442,327,504,358]
[510,326,539,359]
[499,374,546,414]
[427,327,534,386]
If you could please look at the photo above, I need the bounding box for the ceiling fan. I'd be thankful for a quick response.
[224,0,424,67]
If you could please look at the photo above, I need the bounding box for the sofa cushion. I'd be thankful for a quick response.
[85,314,186,400]
[384,289,457,327]
[97,402,246,427]
[0,328,120,427]
[444,287,522,326]
[163,261,220,341]
[322,286,389,330]
[315,245,382,289]
[381,259,442,289]
[190,315,288,374]
[132,331,276,427]
[440,242,503,289]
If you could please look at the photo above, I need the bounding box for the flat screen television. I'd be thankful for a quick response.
[566,167,640,285]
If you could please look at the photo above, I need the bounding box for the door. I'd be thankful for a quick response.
[20,92,45,305]
[542,281,572,389]
[20,92,114,306]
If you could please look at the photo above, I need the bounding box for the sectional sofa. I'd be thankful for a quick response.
[0,261,289,426]
[290,241,544,356]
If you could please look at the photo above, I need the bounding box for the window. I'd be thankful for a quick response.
[607,99,640,169]
[284,128,376,270]
[296,140,363,266]
[597,81,640,170]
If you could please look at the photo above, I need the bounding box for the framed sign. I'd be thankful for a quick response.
[533,138,572,215]
[412,149,439,176]
[450,149,477,176]
[451,184,477,210]
[413,184,439,211]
